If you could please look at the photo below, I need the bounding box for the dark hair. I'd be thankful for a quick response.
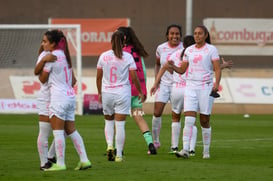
[117,26,149,58]
[206,32,211,44]
[180,35,195,59]
[196,25,209,35]
[165,24,182,40]
[44,29,72,68]
[111,30,125,59]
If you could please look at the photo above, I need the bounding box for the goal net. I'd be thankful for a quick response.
[0,24,83,115]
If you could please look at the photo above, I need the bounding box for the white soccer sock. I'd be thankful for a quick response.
[48,132,68,159]
[37,122,52,166]
[69,130,89,162]
[47,140,55,159]
[53,130,65,166]
[182,116,196,151]
[105,119,114,148]
[152,116,162,143]
[115,121,125,157]
[202,127,211,154]
[171,121,181,148]
[190,125,197,151]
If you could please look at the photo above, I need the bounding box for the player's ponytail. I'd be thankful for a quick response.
[111,30,125,59]
[58,32,72,68]
[47,29,72,68]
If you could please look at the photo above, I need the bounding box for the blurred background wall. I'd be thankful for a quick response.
[1,0,273,68]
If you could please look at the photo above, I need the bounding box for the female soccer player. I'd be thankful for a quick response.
[39,30,91,170]
[96,30,145,162]
[151,24,183,151]
[117,26,156,155]
[170,25,221,159]
[34,46,57,170]
[151,35,195,153]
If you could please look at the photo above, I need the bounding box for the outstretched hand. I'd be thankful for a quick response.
[221,57,233,69]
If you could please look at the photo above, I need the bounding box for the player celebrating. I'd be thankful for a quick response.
[151,24,183,151]
[169,25,221,159]
[39,30,91,170]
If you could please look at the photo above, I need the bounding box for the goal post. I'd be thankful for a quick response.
[0,24,83,115]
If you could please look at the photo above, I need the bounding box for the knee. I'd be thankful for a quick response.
[154,107,163,117]
[200,114,210,128]
[200,121,210,128]
[184,116,196,127]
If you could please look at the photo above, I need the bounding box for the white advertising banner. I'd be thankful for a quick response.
[0,99,37,113]
[80,77,234,103]
[146,77,233,103]
[203,18,273,55]
[226,78,273,104]
[8,76,273,114]
[9,76,40,99]
[9,76,94,99]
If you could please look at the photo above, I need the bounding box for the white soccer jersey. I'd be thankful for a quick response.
[97,50,137,94]
[183,43,220,89]
[169,49,187,86]
[43,49,75,102]
[36,51,51,102]
[156,41,183,86]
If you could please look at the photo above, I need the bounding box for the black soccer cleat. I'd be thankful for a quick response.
[148,143,157,155]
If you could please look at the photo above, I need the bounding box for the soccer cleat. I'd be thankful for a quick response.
[153,141,161,149]
[168,147,178,154]
[175,149,190,159]
[189,150,195,156]
[203,152,210,159]
[107,146,115,161]
[114,148,124,156]
[147,143,157,155]
[48,157,56,164]
[40,162,53,171]
[44,163,66,171]
[74,160,92,170]
[115,156,123,162]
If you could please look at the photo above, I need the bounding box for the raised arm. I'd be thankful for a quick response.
[170,60,189,75]
[39,70,49,84]
[34,54,57,75]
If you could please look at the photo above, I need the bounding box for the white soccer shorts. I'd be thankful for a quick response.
[102,92,131,116]
[183,88,214,115]
[154,83,172,103]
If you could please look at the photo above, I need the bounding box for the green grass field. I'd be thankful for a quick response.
[0,114,272,181]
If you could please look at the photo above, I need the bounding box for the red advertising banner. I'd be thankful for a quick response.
[50,18,129,56]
